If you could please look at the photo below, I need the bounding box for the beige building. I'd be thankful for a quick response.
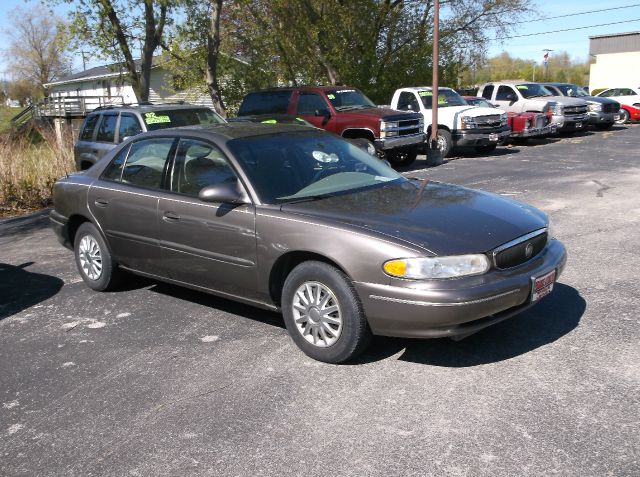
[589,31,640,93]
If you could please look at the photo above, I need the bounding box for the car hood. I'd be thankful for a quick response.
[280,181,547,256]
[434,105,504,118]
[340,107,421,121]
[548,96,587,106]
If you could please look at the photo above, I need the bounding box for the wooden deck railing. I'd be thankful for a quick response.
[36,95,125,117]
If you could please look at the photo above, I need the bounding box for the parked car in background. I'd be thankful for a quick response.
[464,96,555,141]
[238,86,425,166]
[74,104,226,170]
[542,83,619,130]
[478,81,589,135]
[228,113,377,155]
[595,88,640,124]
[50,123,566,363]
[390,87,510,157]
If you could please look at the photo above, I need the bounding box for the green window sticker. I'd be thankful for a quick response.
[516,85,529,90]
[261,119,277,124]
[327,94,335,99]
[418,91,433,97]
[438,95,447,105]
[144,112,171,124]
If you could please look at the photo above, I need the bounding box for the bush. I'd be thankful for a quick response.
[0,125,74,217]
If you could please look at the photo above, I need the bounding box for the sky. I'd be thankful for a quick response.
[0,0,639,80]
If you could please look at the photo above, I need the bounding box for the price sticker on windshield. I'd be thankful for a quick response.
[419,91,433,97]
[144,112,171,124]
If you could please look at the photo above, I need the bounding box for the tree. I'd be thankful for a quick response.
[3,6,71,100]
[60,0,174,102]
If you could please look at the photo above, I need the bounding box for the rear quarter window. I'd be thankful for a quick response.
[80,114,99,141]
[238,91,293,115]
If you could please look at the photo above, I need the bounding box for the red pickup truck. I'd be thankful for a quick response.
[238,86,425,166]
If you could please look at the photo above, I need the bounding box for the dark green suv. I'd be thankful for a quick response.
[74,104,225,170]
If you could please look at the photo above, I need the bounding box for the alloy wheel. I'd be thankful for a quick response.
[291,281,343,347]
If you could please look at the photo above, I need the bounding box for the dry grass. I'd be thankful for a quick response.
[0,125,75,217]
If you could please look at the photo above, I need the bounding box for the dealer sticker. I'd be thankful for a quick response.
[144,112,171,124]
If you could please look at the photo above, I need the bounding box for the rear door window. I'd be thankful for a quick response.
[121,138,175,190]
[481,85,494,100]
[238,91,293,115]
[95,114,117,143]
[118,114,143,142]
[80,114,99,141]
[397,92,420,111]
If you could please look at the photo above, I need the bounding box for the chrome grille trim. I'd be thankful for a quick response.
[491,228,548,268]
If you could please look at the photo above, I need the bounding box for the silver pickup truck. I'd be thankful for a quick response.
[478,81,589,135]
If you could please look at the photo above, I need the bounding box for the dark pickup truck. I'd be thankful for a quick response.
[237,86,425,166]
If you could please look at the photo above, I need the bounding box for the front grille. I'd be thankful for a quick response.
[564,105,588,116]
[603,103,619,113]
[493,231,548,269]
[476,115,502,128]
[398,118,421,136]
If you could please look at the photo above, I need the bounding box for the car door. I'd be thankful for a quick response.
[295,91,337,132]
[157,138,259,299]
[88,137,177,275]
[493,85,519,111]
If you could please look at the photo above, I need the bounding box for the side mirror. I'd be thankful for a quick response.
[315,108,332,125]
[198,181,250,204]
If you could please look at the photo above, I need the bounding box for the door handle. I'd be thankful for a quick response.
[163,211,180,222]
[94,198,109,207]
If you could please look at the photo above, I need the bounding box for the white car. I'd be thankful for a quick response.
[595,88,640,107]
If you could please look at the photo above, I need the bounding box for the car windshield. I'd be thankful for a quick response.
[142,108,225,131]
[325,89,377,111]
[419,89,467,108]
[515,84,553,98]
[555,84,588,97]
[227,131,405,204]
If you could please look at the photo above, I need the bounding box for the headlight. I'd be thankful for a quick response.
[588,103,602,112]
[383,255,490,279]
[381,121,399,130]
[460,116,477,129]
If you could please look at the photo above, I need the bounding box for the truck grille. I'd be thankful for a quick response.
[603,103,619,113]
[397,118,421,136]
[492,230,548,269]
[476,115,502,128]
[564,105,588,116]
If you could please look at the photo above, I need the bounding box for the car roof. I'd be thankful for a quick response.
[247,86,360,93]
[89,103,214,114]
[139,122,320,141]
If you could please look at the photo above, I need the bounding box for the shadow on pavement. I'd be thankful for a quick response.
[0,262,64,320]
[0,209,51,239]
[355,283,585,367]
[148,281,286,329]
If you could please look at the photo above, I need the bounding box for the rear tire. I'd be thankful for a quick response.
[281,261,372,364]
[74,222,121,291]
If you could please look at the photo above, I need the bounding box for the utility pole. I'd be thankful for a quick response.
[429,0,441,162]
[543,49,553,81]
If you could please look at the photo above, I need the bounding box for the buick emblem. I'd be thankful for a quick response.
[525,243,534,259]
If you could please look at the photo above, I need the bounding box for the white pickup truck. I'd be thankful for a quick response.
[390,87,510,157]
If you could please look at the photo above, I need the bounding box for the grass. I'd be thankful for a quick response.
[0,125,75,218]
[0,106,24,134]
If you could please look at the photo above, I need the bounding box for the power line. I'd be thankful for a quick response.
[492,18,640,41]
[513,3,640,24]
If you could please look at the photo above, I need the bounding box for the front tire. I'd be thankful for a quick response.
[615,109,630,125]
[74,222,121,291]
[281,261,372,363]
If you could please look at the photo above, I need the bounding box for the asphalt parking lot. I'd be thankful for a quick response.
[1,125,639,476]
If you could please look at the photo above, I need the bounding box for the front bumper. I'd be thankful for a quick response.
[510,123,556,138]
[374,133,426,151]
[452,125,511,146]
[552,113,590,132]
[354,239,567,339]
[587,111,616,124]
